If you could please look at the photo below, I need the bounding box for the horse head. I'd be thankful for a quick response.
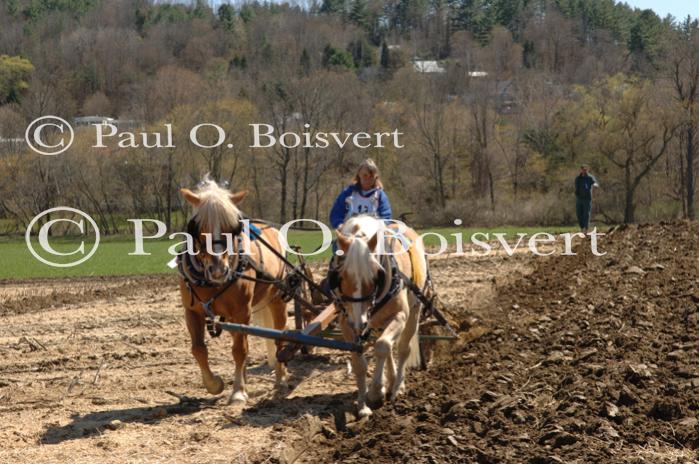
[181,177,247,285]
[334,216,386,334]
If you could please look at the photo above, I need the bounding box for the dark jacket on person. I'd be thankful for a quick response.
[575,174,598,201]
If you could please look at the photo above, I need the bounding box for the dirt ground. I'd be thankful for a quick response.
[0,222,697,463]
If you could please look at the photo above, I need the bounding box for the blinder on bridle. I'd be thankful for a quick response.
[187,218,243,249]
[329,254,387,303]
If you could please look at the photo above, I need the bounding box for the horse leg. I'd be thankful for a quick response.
[385,347,396,396]
[341,317,371,417]
[391,300,421,401]
[269,298,288,388]
[367,312,406,407]
[229,332,249,403]
[185,309,224,395]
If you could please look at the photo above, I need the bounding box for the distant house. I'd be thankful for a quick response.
[73,116,115,127]
[73,116,140,130]
[413,60,445,74]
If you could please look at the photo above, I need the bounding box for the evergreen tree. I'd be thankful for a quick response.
[320,0,346,14]
[629,9,664,66]
[322,45,355,69]
[380,41,390,68]
[240,4,254,23]
[347,39,375,68]
[394,0,429,32]
[218,4,236,32]
[192,0,211,19]
[523,40,536,68]
[348,0,368,27]
[450,0,478,31]
[300,48,311,76]
[493,0,525,39]
[449,0,495,44]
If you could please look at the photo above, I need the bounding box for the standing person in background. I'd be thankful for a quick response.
[575,165,599,233]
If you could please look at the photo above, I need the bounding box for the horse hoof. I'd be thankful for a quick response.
[229,390,248,403]
[367,385,385,407]
[357,405,373,418]
[275,380,289,390]
[204,375,224,395]
[390,384,405,401]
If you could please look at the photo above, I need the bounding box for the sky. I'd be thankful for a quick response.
[622,0,699,20]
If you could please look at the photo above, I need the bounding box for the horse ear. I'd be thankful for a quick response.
[336,230,351,252]
[180,188,201,206]
[367,232,378,251]
[229,190,248,205]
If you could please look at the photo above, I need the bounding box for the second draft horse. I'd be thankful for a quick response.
[333,215,427,417]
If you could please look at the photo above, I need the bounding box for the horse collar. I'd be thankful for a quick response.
[368,255,402,317]
[329,254,401,313]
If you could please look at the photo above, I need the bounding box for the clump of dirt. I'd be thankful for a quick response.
[306,221,699,463]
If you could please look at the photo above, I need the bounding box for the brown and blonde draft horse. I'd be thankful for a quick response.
[178,178,288,403]
[334,215,427,417]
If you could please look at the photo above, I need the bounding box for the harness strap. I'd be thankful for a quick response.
[185,278,237,338]
[178,234,251,338]
[255,238,264,270]
[368,256,403,318]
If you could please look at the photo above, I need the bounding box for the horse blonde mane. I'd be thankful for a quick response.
[192,175,241,233]
[339,216,384,286]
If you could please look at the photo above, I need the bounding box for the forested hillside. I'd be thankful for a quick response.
[0,0,696,232]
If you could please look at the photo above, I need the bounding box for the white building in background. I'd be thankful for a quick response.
[73,116,141,130]
[73,116,116,127]
[412,60,490,78]
[413,60,445,74]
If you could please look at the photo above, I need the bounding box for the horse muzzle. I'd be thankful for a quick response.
[205,264,231,284]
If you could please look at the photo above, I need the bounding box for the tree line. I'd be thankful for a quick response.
[0,0,696,234]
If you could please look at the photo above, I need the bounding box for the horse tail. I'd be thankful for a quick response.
[404,229,427,370]
[252,303,278,368]
[405,300,422,369]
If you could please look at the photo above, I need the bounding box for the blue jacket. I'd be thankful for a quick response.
[329,184,392,229]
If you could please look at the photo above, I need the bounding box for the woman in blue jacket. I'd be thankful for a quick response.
[314,159,392,304]
[329,158,392,229]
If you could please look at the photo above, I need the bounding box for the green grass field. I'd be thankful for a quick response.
[1,226,576,280]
